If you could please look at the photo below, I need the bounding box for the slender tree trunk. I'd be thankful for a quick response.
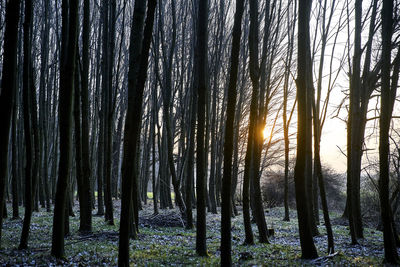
[39,0,51,214]
[294,0,318,259]
[51,0,79,258]
[231,43,247,218]
[195,0,209,257]
[246,0,269,244]
[102,0,115,225]
[19,0,36,250]
[0,0,21,245]
[221,0,245,264]
[97,107,105,215]
[118,0,156,265]
[379,0,399,263]
[79,0,93,233]
[315,150,334,253]
[347,0,363,243]
[151,83,158,215]
[12,86,19,219]
[186,84,196,229]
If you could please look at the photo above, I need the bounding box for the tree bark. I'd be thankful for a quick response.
[11,94,19,219]
[19,0,39,250]
[51,0,79,258]
[347,0,363,243]
[195,0,209,257]
[79,0,93,233]
[221,0,245,264]
[118,0,156,265]
[186,84,196,229]
[379,0,399,263]
[0,0,21,245]
[294,0,318,259]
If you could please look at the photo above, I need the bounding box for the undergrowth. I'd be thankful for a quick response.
[0,202,388,266]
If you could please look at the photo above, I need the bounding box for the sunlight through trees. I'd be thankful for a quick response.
[0,0,399,265]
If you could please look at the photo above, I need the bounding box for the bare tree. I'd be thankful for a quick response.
[282,0,297,222]
[19,0,40,250]
[379,0,400,263]
[221,0,245,264]
[195,0,209,257]
[0,0,21,246]
[118,0,157,265]
[345,0,380,242]
[51,0,80,259]
[294,0,318,259]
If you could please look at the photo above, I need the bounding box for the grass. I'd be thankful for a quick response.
[0,202,388,266]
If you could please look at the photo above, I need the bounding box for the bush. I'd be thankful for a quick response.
[261,166,346,211]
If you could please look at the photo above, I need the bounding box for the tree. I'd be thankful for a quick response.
[195,0,209,257]
[186,80,196,229]
[0,0,21,246]
[158,0,186,214]
[311,0,347,253]
[345,0,380,242]
[77,0,93,233]
[38,0,51,213]
[379,0,400,263]
[51,0,79,258]
[346,0,363,243]
[294,0,318,259]
[241,7,255,246]
[220,0,245,264]
[282,0,297,222]
[118,0,157,265]
[151,80,159,216]
[19,0,39,250]
[11,83,20,219]
[242,0,272,244]
[102,0,116,225]
[207,0,226,215]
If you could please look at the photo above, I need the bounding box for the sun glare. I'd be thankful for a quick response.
[262,126,268,140]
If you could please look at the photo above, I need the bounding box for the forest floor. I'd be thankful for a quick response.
[0,200,392,266]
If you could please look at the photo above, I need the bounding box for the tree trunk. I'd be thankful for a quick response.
[51,0,79,258]
[102,0,115,225]
[0,0,21,245]
[294,0,318,259]
[151,82,158,215]
[195,0,209,257]
[19,0,37,250]
[347,0,363,243]
[284,24,299,219]
[220,0,245,264]
[38,0,51,214]
[186,84,196,229]
[118,0,156,265]
[79,0,93,233]
[12,86,20,219]
[379,0,399,263]
[246,0,269,244]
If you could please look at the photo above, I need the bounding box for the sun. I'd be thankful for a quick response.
[262,126,269,140]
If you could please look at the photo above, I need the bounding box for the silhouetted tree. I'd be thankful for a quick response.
[0,0,21,246]
[118,0,157,265]
[293,0,318,259]
[221,0,245,264]
[195,0,209,257]
[379,0,400,263]
[19,0,39,250]
[51,0,79,258]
